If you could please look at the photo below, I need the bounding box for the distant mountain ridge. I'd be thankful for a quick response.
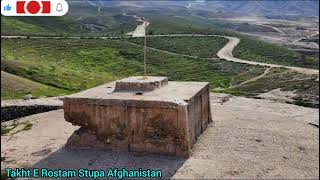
[197,1,319,17]
[85,0,319,17]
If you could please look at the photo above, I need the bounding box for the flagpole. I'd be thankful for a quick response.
[144,21,148,80]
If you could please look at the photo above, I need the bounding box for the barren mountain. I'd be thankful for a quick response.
[85,0,319,17]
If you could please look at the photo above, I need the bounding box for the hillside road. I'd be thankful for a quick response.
[217,36,319,75]
[2,34,319,75]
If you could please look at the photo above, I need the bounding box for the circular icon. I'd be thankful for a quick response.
[26,1,41,14]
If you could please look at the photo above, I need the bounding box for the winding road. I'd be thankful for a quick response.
[1,34,319,76]
[216,36,319,75]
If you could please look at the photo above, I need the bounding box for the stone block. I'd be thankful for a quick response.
[63,76,212,157]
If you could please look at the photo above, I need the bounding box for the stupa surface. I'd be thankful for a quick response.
[63,76,212,157]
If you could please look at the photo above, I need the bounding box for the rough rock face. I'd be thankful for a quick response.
[63,76,212,157]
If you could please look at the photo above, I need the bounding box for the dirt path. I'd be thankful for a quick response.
[217,36,319,75]
[230,67,272,88]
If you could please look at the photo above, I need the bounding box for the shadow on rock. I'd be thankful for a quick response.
[33,146,187,179]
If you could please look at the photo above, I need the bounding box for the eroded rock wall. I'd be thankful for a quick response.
[187,84,212,146]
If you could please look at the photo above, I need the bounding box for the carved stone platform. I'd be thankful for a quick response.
[63,76,212,157]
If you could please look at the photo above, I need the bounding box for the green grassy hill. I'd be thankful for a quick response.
[122,36,228,58]
[228,67,319,107]
[1,38,263,95]
[141,14,319,69]
[234,37,319,69]
[2,5,317,69]
[1,16,80,36]
[1,38,318,107]
[122,35,319,69]
[1,71,68,100]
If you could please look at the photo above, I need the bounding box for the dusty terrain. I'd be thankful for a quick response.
[214,16,319,53]
[1,94,318,179]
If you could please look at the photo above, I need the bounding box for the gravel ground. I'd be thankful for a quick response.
[1,94,318,179]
